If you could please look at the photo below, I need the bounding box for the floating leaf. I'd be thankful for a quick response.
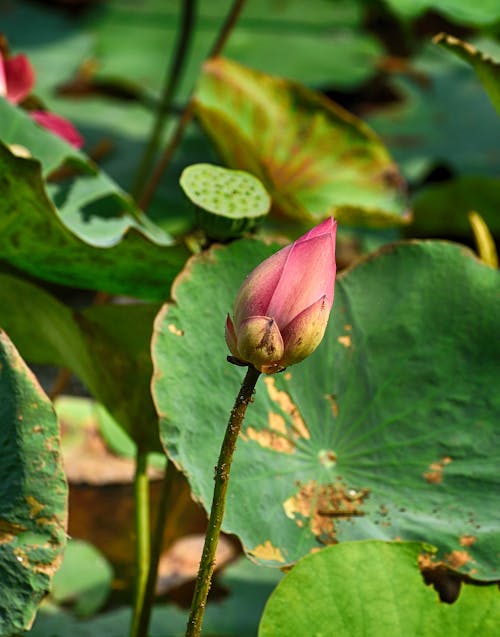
[194,57,410,227]
[434,33,500,119]
[152,239,500,579]
[259,541,500,637]
[0,330,67,636]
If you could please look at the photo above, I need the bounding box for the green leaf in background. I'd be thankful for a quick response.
[152,239,500,579]
[29,556,281,636]
[381,0,500,26]
[0,273,162,451]
[0,330,67,637]
[367,43,500,182]
[87,0,382,97]
[0,101,164,248]
[194,57,410,227]
[434,33,500,120]
[51,539,113,617]
[410,176,500,239]
[259,541,500,637]
[0,143,188,299]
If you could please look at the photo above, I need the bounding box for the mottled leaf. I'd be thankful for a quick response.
[0,330,67,636]
[194,57,410,227]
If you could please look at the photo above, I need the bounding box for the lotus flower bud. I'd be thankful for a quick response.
[225,217,337,373]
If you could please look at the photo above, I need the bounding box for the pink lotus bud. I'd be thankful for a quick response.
[0,52,35,104]
[225,217,337,373]
[30,111,84,149]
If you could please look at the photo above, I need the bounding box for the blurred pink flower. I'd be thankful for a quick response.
[31,110,84,149]
[225,217,337,373]
[0,52,35,103]
[1,51,83,148]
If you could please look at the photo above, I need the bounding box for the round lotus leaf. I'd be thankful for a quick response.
[180,163,271,239]
[152,239,500,580]
[259,541,500,637]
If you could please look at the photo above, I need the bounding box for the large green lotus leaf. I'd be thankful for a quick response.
[410,176,500,239]
[87,0,381,96]
[194,57,410,227]
[0,142,188,299]
[259,541,500,637]
[367,43,500,182]
[0,330,67,636]
[152,239,500,580]
[382,0,500,26]
[0,273,162,451]
[434,34,500,119]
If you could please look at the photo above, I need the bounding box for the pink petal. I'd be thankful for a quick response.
[0,57,6,98]
[2,54,35,104]
[267,219,336,329]
[30,111,84,148]
[280,295,331,367]
[233,244,292,328]
[224,314,240,359]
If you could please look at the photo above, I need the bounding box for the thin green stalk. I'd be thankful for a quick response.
[139,0,247,212]
[136,459,177,637]
[129,449,151,637]
[132,0,197,199]
[185,364,261,637]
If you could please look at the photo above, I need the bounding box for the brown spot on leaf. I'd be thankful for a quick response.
[325,393,339,418]
[26,496,45,518]
[283,480,369,544]
[459,535,477,547]
[13,546,59,576]
[246,423,295,454]
[423,456,452,484]
[318,449,337,467]
[167,323,184,336]
[0,519,27,544]
[444,550,474,569]
[249,540,285,563]
[264,377,310,439]
[338,335,351,347]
